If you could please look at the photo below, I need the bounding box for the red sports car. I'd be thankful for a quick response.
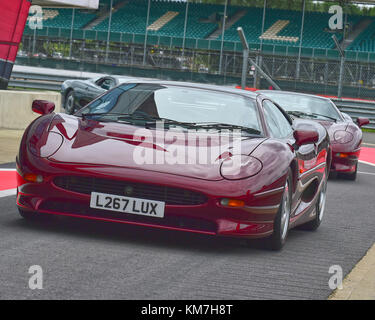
[17,82,330,250]
[260,91,369,180]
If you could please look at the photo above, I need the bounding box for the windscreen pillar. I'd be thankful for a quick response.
[0,0,31,89]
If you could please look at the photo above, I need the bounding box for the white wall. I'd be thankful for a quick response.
[0,91,61,130]
[31,0,99,9]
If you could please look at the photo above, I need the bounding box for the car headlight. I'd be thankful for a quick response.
[29,131,64,158]
[220,155,263,180]
[334,130,353,144]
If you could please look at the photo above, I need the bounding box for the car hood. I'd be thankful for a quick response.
[316,119,362,148]
[315,120,337,130]
[316,120,348,138]
[47,114,267,181]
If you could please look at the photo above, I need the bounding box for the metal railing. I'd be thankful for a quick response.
[22,26,375,63]
[333,99,375,129]
[8,67,375,129]
[9,70,88,91]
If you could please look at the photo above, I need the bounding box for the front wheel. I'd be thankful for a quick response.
[265,171,292,251]
[299,170,327,231]
[18,208,38,220]
[64,90,76,115]
[18,208,55,222]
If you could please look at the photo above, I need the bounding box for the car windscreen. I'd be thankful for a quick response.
[261,92,342,122]
[77,83,262,133]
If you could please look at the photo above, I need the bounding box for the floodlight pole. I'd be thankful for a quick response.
[237,27,249,89]
[69,8,75,59]
[296,0,306,79]
[219,0,228,74]
[332,35,345,99]
[260,0,267,51]
[143,0,151,66]
[105,0,113,63]
[238,27,280,91]
[182,0,189,57]
[255,0,267,88]
[32,27,36,55]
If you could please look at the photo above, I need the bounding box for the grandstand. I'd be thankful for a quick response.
[348,20,375,51]
[223,8,363,49]
[17,0,375,100]
[92,0,239,39]
[38,8,97,29]
[24,0,375,52]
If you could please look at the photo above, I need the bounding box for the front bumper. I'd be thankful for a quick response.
[330,148,360,173]
[16,165,283,239]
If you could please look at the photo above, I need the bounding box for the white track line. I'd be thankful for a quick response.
[0,189,17,198]
[362,143,375,147]
[359,171,375,176]
[359,160,375,167]
[0,169,16,171]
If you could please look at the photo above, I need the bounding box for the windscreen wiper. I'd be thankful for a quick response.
[310,113,337,122]
[81,112,126,120]
[287,111,312,119]
[287,111,337,122]
[193,123,262,135]
[142,117,197,129]
[81,112,158,123]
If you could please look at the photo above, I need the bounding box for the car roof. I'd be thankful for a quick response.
[259,90,332,102]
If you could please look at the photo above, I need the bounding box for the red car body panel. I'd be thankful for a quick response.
[317,120,362,173]
[259,90,364,175]
[17,86,330,239]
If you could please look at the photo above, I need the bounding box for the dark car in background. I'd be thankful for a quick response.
[61,75,136,114]
[259,90,369,180]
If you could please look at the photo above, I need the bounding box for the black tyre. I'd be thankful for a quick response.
[299,169,328,231]
[18,208,38,220]
[265,170,292,251]
[64,90,76,115]
[18,208,55,222]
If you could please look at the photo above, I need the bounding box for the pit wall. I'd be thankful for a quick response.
[0,90,61,130]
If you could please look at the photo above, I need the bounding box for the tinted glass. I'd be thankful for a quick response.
[78,84,262,132]
[263,100,293,138]
[261,92,341,122]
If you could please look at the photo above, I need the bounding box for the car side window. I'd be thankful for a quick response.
[101,78,115,90]
[263,100,293,138]
[96,78,115,90]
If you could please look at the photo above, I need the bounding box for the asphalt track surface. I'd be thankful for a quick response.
[1,135,375,300]
[0,158,374,300]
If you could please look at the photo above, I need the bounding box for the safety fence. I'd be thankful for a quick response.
[9,66,375,129]
[22,26,375,63]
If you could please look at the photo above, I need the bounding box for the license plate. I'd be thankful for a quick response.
[90,192,165,218]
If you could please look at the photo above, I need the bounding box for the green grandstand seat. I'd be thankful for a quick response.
[347,21,375,52]
[92,0,238,40]
[221,7,361,51]
[26,8,97,30]
[23,0,375,54]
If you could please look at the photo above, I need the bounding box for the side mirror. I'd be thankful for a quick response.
[32,100,55,115]
[294,129,319,147]
[356,117,370,128]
